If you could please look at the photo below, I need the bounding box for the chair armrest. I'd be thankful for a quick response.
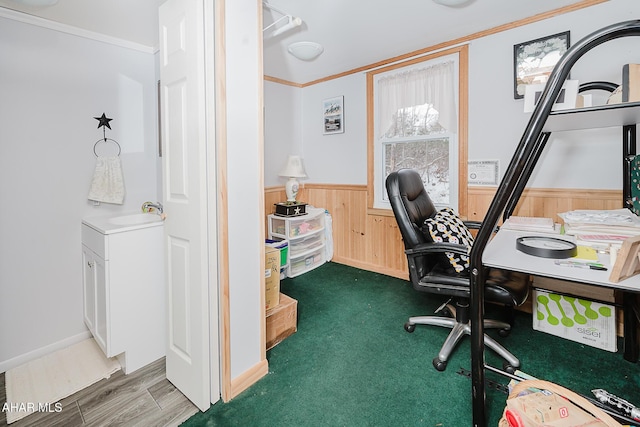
[463,220,482,230]
[405,242,470,258]
[463,220,500,233]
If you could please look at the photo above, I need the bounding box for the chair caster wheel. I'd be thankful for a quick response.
[432,357,447,371]
[498,328,511,337]
[404,322,416,333]
[503,362,516,374]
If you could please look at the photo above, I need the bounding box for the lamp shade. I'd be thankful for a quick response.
[279,155,307,178]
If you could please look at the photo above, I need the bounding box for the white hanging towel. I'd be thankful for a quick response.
[88,156,125,204]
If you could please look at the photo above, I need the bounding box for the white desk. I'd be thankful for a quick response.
[483,229,640,362]
[483,229,640,292]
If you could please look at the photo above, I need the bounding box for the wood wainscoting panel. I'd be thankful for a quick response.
[266,185,623,281]
[467,187,622,222]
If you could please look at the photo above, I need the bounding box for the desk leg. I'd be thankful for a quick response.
[623,292,639,363]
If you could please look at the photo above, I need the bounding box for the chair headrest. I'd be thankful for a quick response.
[386,169,438,248]
[395,169,438,225]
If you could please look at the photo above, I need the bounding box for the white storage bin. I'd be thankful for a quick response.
[290,247,324,276]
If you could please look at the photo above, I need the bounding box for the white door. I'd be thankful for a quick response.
[159,0,219,411]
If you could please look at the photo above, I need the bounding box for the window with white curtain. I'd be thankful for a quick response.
[370,51,461,211]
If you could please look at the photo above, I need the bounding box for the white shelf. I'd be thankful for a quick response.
[543,101,640,132]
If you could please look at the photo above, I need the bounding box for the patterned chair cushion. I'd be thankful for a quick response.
[423,207,474,275]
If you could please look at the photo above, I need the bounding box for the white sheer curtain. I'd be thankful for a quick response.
[377,61,457,138]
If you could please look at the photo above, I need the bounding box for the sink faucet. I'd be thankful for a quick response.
[142,201,163,214]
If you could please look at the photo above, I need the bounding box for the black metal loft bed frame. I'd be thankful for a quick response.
[468,20,640,427]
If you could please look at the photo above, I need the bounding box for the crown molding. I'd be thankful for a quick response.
[0,6,158,54]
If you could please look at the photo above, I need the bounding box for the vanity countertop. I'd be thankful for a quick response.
[82,211,164,235]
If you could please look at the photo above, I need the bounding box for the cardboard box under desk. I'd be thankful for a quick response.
[532,276,617,303]
[266,293,297,350]
[532,288,617,352]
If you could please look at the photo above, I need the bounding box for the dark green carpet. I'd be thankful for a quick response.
[182,262,640,426]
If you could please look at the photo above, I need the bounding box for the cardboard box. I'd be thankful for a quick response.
[266,293,297,350]
[532,276,616,303]
[532,289,616,352]
[265,246,281,310]
[266,239,289,269]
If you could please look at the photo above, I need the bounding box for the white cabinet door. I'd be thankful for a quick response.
[82,246,108,354]
[93,254,108,355]
[82,246,96,335]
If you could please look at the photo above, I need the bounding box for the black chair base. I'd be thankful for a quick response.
[404,301,520,372]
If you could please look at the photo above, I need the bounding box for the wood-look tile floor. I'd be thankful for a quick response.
[0,358,199,427]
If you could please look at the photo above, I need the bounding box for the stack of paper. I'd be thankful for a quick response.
[576,234,630,245]
[501,216,557,233]
[559,209,640,241]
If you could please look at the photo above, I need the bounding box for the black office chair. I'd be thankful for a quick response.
[386,168,530,372]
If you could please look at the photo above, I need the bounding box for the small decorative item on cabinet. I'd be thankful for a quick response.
[274,202,307,217]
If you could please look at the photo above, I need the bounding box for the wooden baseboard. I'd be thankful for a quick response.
[331,257,408,281]
[227,359,269,402]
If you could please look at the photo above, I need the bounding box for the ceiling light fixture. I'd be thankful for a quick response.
[432,0,472,6]
[263,1,302,39]
[288,41,324,61]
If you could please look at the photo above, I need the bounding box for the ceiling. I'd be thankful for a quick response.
[0,0,596,85]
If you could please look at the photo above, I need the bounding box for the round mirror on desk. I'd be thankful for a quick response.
[515,236,578,259]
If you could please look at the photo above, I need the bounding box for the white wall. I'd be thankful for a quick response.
[0,16,159,371]
[225,0,264,379]
[265,0,640,191]
[264,81,302,187]
[300,74,368,185]
[264,73,367,186]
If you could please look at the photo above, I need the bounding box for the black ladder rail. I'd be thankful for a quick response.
[468,20,640,427]
[623,124,637,211]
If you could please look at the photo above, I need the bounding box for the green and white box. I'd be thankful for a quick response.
[532,288,617,352]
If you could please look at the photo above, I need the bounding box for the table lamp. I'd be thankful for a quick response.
[279,155,307,203]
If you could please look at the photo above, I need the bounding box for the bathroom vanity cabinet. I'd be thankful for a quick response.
[81,214,165,374]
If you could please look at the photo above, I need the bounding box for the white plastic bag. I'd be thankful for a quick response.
[324,210,333,262]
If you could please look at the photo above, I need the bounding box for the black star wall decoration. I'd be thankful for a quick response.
[94,113,113,141]
[92,113,121,156]
[94,113,113,130]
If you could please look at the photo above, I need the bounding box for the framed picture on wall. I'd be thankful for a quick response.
[323,96,344,135]
[514,31,570,99]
